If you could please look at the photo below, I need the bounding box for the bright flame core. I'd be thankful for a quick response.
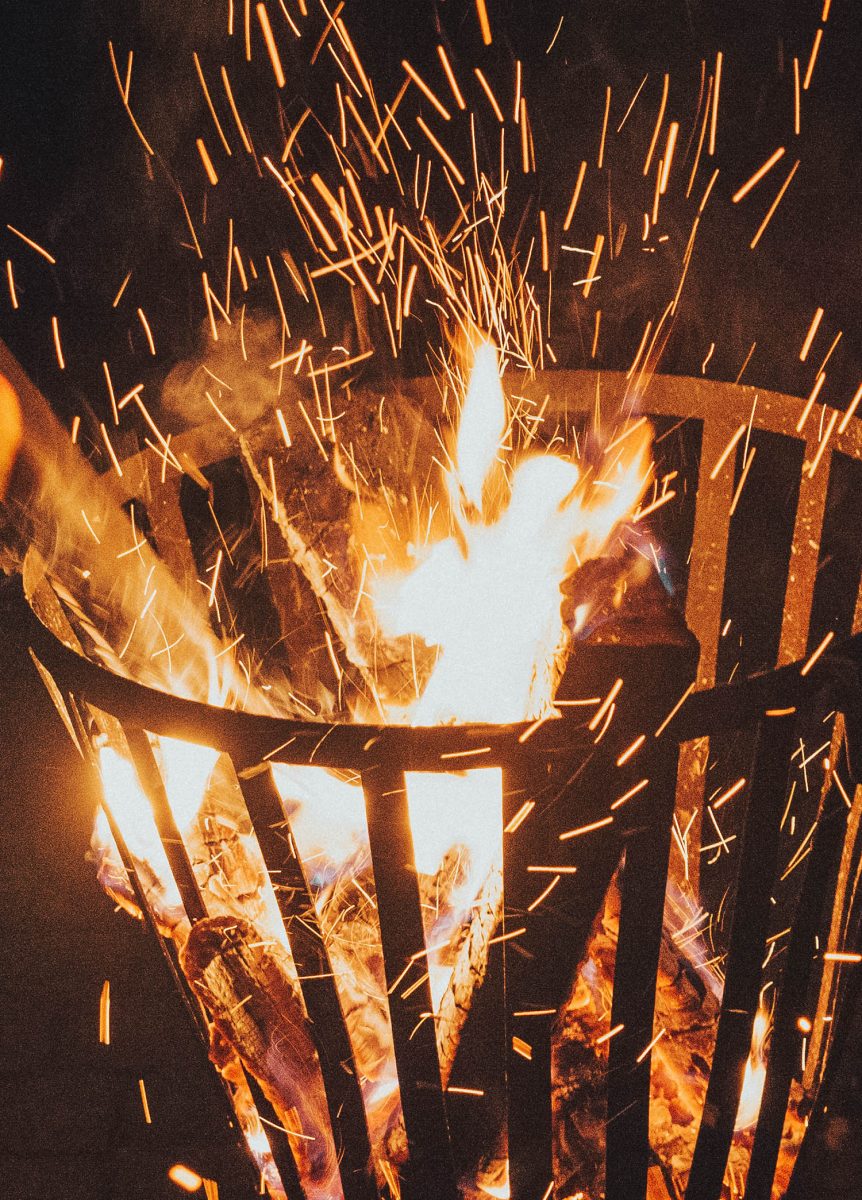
[735,1006,771,1132]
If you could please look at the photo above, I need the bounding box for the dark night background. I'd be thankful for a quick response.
[1,2,862,1197]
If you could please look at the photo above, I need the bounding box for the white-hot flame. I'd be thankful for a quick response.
[373,340,651,725]
[734,1006,770,1131]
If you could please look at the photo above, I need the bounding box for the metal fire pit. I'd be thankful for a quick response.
[20,589,862,1200]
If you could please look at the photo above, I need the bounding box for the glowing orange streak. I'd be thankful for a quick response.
[658,120,679,193]
[709,423,746,479]
[643,72,669,175]
[256,3,286,87]
[99,423,124,477]
[193,52,231,155]
[343,93,390,172]
[712,777,747,810]
[335,17,374,97]
[107,41,154,155]
[136,307,156,355]
[559,815,614,842]
[597,85,611,169]
[616,734,646,767]
[708,51,722,156]
[750,158,800,249]
[402,58,451,120]
[837,383,862,434]
[808,409,837,478]
[732,145,786,203]
[416,115,465,185]
[824,952,862,964]
[801,630,834,676]
[51,316,65,369]
[504,800,535,834]
[796,371,826,432]
[611,779,649,811]
[799,306,824,361]
[803,27,823,89]
[6,223,55,264]
[596,1023,624,1045]
[474,67,504,122]
[437,45,466,110]
[475,0,492,45]
[582,232,604,298]
[5,259,17,309]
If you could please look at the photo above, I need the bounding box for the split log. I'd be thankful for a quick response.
[182,914,340,1198]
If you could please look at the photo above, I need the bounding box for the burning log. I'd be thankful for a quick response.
[182,915,340,1197]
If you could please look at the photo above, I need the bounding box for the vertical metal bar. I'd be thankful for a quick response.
[236,762,377,1200]
[122,723,208,924]
[605,743,680,1200]
[744,776,849,1199]
[686,714,797,1200]
[361,764,459,1200]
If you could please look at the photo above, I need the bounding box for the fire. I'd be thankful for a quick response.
[83,338,652,1197]
[371,340,652,725]
[734,1005,771,1132]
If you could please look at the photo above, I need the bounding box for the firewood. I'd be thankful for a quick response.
[182,914,340,1196]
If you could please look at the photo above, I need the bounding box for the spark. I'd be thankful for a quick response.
[643,73,669,175]
[610,778,649,811]
[402,59,451,121]
[511,1036,532,1060]
[137,307,156,354]
[99,980,110,1045]
[803,27,823,90]
[546,15,565,54]
[750,159,800,249]
[221,66,254,153]
[636,1027,667,1062]
[257,3,286,87]
[823,952,862,964]
[107,41,154,155]
[527,875,561,911]
[658,121,679,193]
[808,409,837,478]
[617,73,648,132]
[597,86,611,169]
[800,630,834,676]
[616,735,645,767]
[99,423,124,477]
[563,161,588,231]
[711,777,746,810]
[5,259,17,308]
[111,270,132,307]
[799,306,824,361]
[793,56,801,134]
[504,800,535,834]
[559,815,614,841]
[473,68,504,123]
[51,316,65,369]
[193,51,232,155]
[709,51,723,156]
[138,1078,152,1124]
[582,233,604,298]
[709,423,746,480]
[196,137,220,186]
[596,1023,624,1046]
[837,383,862,434]
[732,145,786,203]
[415,116,465,186]
[168,1164,204,1192]
[589,678,623,731]
[796,371,826,432]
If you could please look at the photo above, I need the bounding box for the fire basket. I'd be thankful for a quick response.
[5,339,862,1200]
[17,573,862,1200]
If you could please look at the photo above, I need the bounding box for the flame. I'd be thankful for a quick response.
[734,1005,770,1131]
[372,340,651,725]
